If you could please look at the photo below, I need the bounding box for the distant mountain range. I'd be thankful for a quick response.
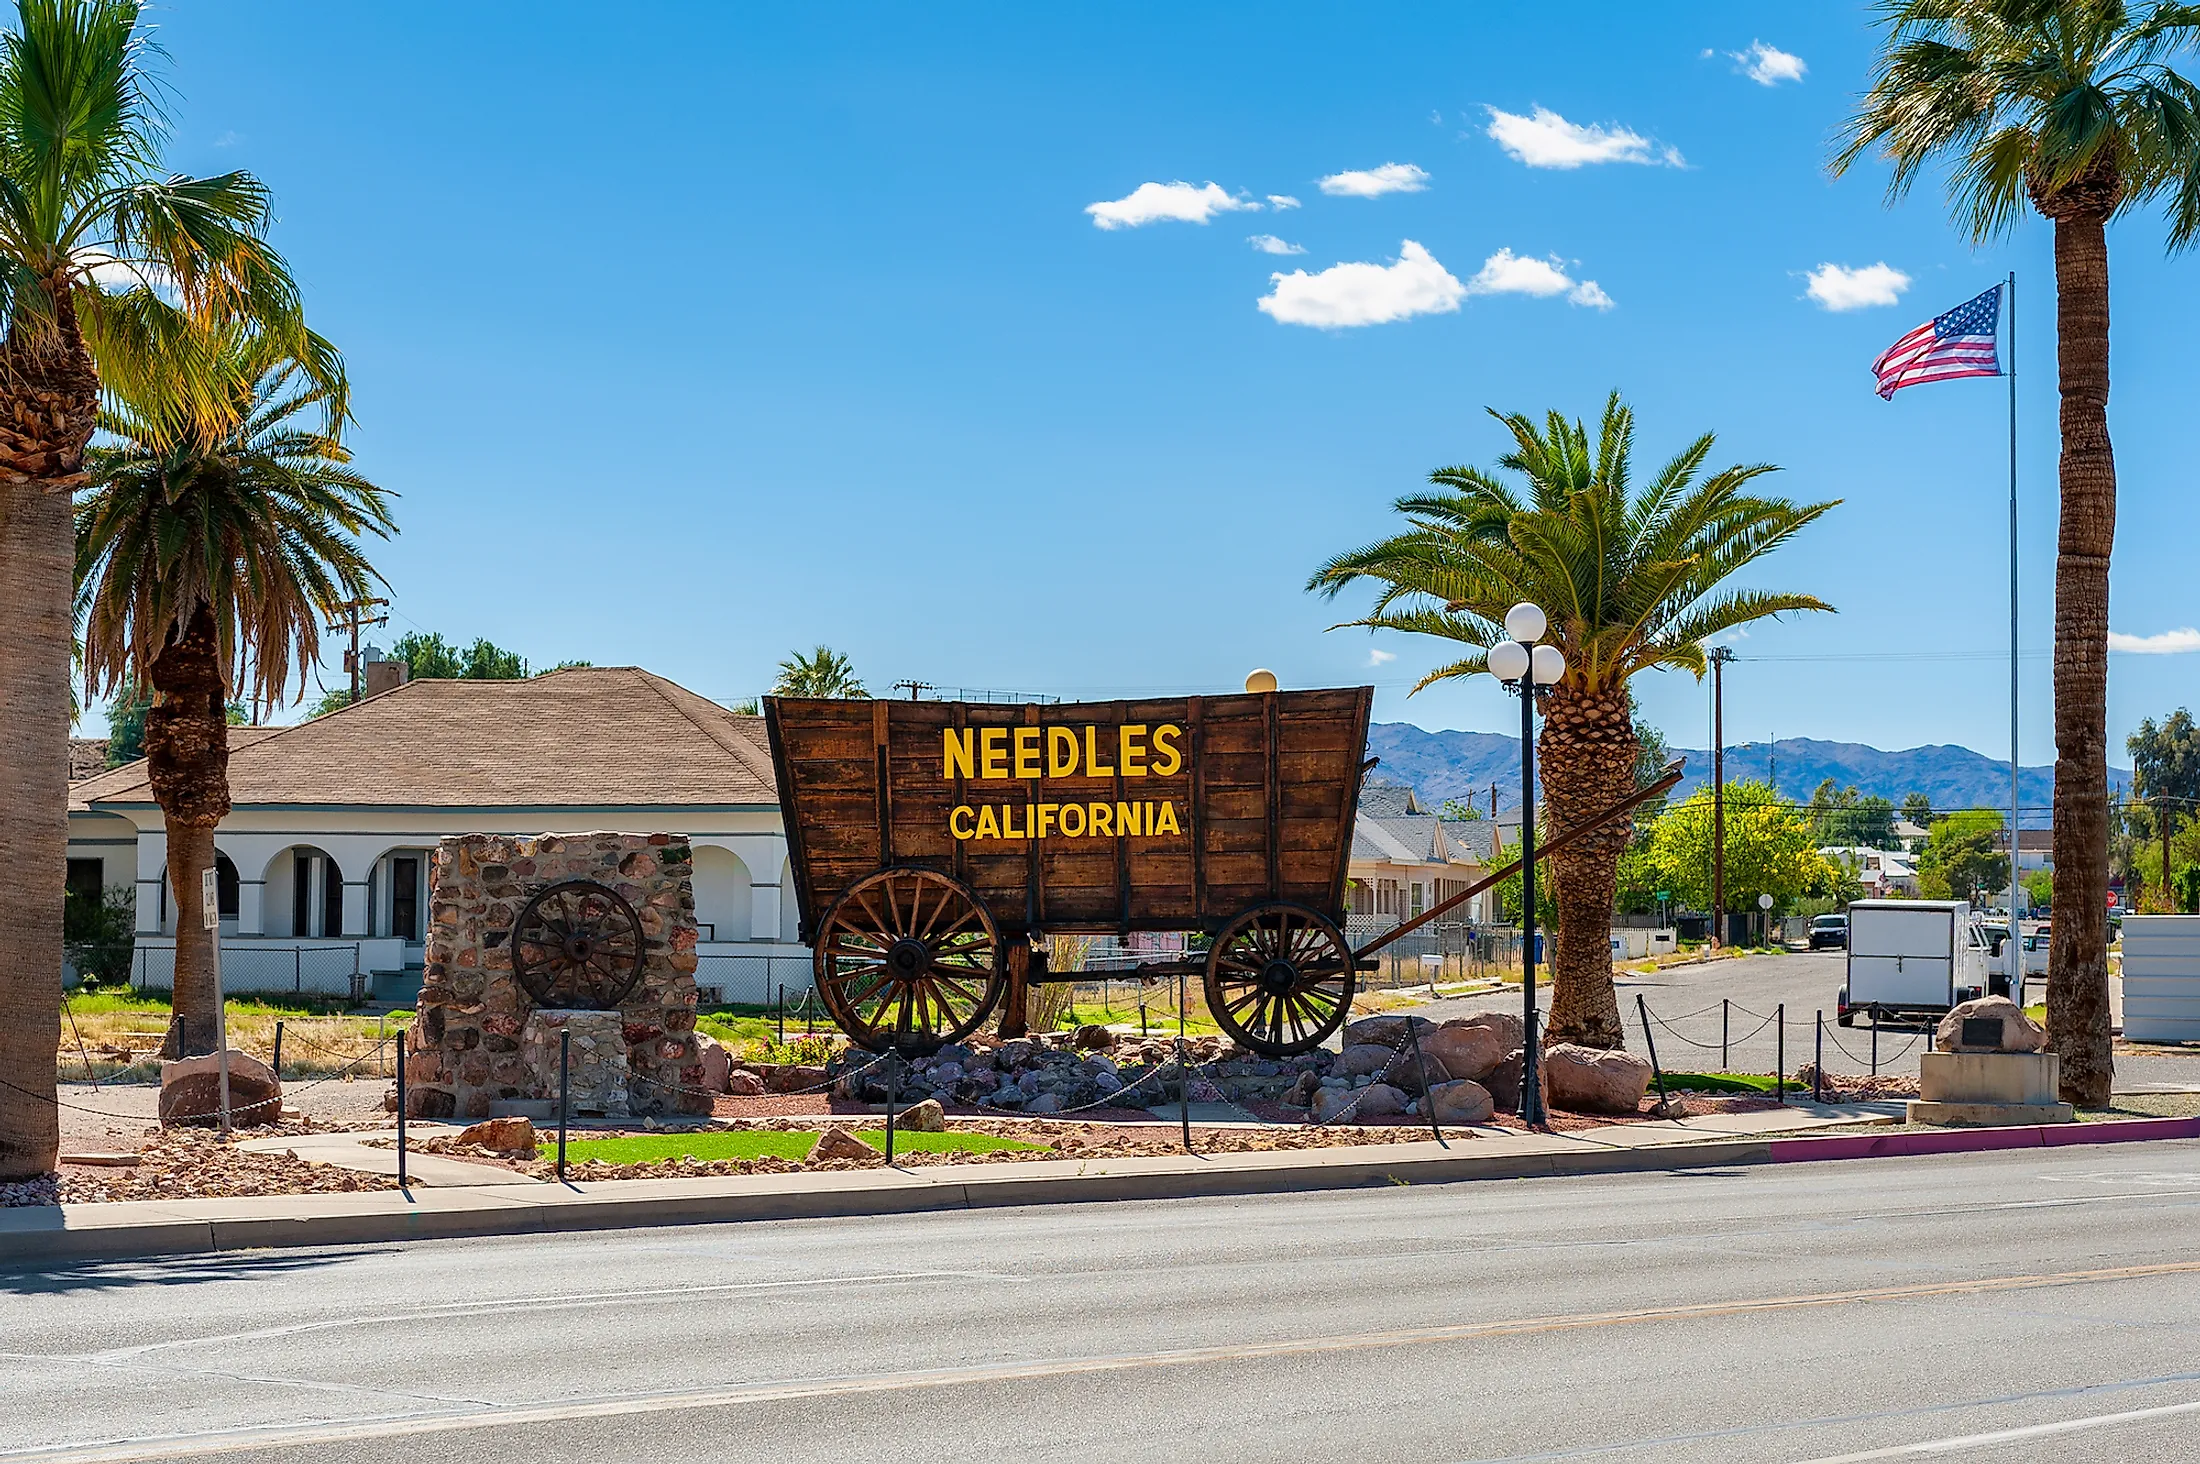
[1366,723,2130,823]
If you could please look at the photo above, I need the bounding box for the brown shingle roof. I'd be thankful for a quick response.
[73,667,777,810]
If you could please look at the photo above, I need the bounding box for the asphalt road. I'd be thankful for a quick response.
[8,1142,2200,1463]
[1424,949,2200,1088]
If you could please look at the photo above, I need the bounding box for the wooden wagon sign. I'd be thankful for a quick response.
[764,688,1375,1057]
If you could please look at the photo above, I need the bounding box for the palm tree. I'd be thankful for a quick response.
[0,0,328,1179]
[772,645,866,698]
[1833,0,2200,1106]
[76,330,391,1058]
[1311,395,1836,1048]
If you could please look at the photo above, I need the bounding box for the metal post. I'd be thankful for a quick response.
[204,867,232,1139]
[776,984,785,1044]
[1776,1003,1786,1106]
[557,1029,570,1180]
[1519,680,1545,1126]
[1814,1012,1825,1103]
[1636,994,1670,1112]
[1178,969,1192,1153]
[1871,1007,1880,1075]
[395,1033,408,1189]
[2006,269,2022,990]
[1407,1017,1444,1146]
[272,1020,285,1080]
[1721,999,1729,1071]
[1711,647,1731,947]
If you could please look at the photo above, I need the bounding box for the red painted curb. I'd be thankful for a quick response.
[1767,1114,2200,1164]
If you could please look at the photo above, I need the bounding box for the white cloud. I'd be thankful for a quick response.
[2109,627,2200,654]
[1248,234,1305,255]
[1484,106,1682,169]
[1318,162,1430,198]
[1258,239,1465,328]
[1369,648,1397,666]
[1805,261,1911,311]
[1085,181,1258,230]
[1463,248,1614,309]
[1732,40,1806,86]
[1267,194,1301,210]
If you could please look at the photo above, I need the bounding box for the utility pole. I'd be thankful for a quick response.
[326,597,389,704]
[1490,781,1500,819]
[891,679,933,702]
[1710,647,1733,947]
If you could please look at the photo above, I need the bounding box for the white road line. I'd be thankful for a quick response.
[1798,1397,2200,1460]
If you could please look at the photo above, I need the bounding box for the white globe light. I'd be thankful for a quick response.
[1530,643,1566,685]
[1245,668,1279,694]
[1504,602,1547,644]
[1487,640,1531,682]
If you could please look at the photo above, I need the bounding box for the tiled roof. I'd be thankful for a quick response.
[1357,782,1424,818]
[71,667,777,810]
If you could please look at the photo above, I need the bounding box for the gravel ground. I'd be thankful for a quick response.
[53,1074,392,1155]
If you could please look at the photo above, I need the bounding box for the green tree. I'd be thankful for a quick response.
[1901,792,1935,830]
[77,328,389,1056]
[1916,809,2012,904]
[1809,779,1897,849]
[1645,780,1831,922]
[772,645,867,699]
[1835,2,2200,1104]
[389,630,532,682]
[1438,798,1483,821]
[0,0,330,1179]
[2128,708,2200,865]
[62,882,133,985]
[1310,394,1835,1047]
[103,679,149,764]
[2024,868,2054,913]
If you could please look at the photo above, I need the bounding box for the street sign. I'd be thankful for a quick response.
[201,867,219,929]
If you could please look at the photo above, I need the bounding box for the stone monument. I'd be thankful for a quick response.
[406,832,709,1121]
[1906,995,2073,1126]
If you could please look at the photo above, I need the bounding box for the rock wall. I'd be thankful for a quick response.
[407,832,707,1121]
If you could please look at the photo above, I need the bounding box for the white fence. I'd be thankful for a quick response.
[129,938,398,998]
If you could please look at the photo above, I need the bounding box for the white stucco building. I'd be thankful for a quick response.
[1345,782,1498,930]
[66,667,812,1005]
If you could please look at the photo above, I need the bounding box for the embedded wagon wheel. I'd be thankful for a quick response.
[1203,901,1356,1057]
[510,879,648,1009]
[813,868,1005,1054]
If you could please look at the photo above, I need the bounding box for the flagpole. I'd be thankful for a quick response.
[2007,270,2022,996]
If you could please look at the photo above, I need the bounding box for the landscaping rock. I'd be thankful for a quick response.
[770,1063,829,1094]
[1343,1014,1432,1049]
[1023,1093,1063,1115]
[1482,1049,1527,1113]
[893,1098,946,1132]
[1935,996,2047,1054]
[1284,1070,1322,1108]
[1312,1081,1406,1123]
[806,1127,881,1163]
[1336,1043,1406,1080]
[454,1116,538,1153]
[695,1036,731,1093]
[726,1069,766,1097]
[1072,1024,1117,1051]
[1420,1022,1511,1085]
[158,1051,282,1128]
[1544,1044,1653,1115]
[1423,1079,1495,1126]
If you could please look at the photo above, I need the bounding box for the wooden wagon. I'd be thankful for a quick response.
[764,688,1376,1056]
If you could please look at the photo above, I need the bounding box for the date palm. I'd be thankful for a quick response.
[1311,394,1836,1048]
[77,327,390,1059]
[1834,0,2200,1105]
[772,645,866,699]
[0,0,326,1177]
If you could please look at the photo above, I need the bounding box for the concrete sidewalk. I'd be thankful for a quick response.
[8,1103,2197,1266]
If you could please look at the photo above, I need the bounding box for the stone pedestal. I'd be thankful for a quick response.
[1906,1051,2074,1126]
[523,1010,630,1118]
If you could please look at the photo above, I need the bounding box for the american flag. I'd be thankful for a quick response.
[1872,285,2004,399]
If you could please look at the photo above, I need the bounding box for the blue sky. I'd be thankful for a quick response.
[95,1,2200,766]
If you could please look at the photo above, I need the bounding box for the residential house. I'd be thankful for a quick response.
[1347,782,1498,932]
[66,667,809,1005]
[1994,827,2054,873]
[1819,845,1921,898]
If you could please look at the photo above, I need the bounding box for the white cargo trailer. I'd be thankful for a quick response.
[1837,900,1992,1027]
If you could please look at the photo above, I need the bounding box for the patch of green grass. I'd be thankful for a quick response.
[1661,1071,1808,1096]
[2023,1003,2047,1023]
[1061,1000,1221,1037]
[546,1128,1049,1165]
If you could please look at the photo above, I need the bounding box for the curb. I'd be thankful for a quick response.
[6,1116,2197,1267]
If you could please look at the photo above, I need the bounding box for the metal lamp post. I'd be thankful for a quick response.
[1491,602,1565,1127]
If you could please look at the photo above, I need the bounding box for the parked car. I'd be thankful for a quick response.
[1809,913,1848,950]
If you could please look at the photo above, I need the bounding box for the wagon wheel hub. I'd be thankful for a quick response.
[564,935,597,963]
[888,937,931,976]
[1260,958,1300,994]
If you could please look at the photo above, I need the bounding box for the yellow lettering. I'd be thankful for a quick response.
[950,805,975,840]
[1014,726,1041,779]
[1003,802,1025,840]
[1035,802,1058,838]
[980,727,1008,780]
[1153,801,1182,836]
[1059,802,1086,837]
[976,805,1000,840]
[1149,724,1183,777]
[944,728,975,781]
[1047,726,1079,778]
[1085,724,1115,778]
[1089,801,1114,837]
[1116,801,1144,837]
[1118,724,1148,777]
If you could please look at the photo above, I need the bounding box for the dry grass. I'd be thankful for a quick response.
[57,991,406,1081]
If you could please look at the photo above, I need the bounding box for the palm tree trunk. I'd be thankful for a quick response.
[0,478,71,1178]
[145,607,232,1059]
[1539,683,1637,1049]
[2045,211,2116,1107]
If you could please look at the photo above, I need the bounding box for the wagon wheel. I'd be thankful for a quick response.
[813,868,1005,1054]
[1203,901,1356,1057]
[510,879,647,1009]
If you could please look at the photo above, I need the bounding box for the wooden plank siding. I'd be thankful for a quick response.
[765,687,1372,940]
